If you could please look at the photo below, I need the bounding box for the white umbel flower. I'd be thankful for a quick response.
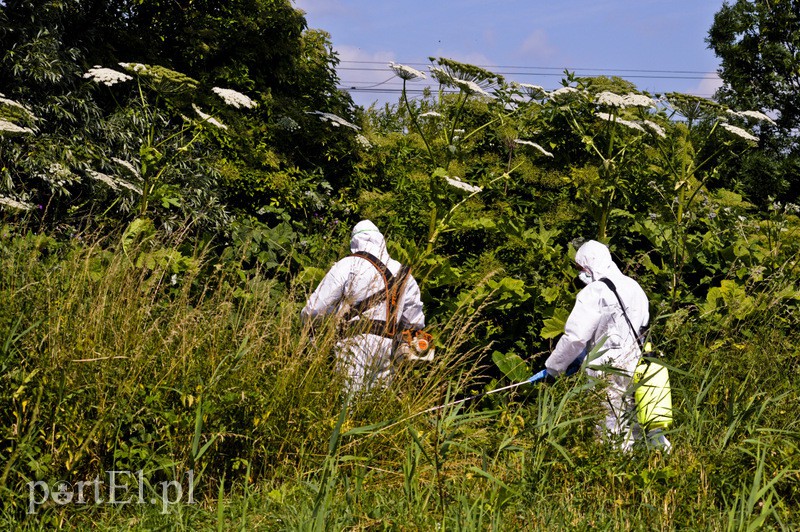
[193,104,228,130]
[83,67,132,86]
[86,170,120,190]
[112,157,141,178]
[731,109,777,126]
[118,62,148,73]
[39,163,78,187]
[444,175,482,193]
[86,170,142,194]
[622,93,656,107]
[452,78,492,98]
[520,83,546,93]
[307,111,360,131]
[0,195,34,211]
[596,91,654,108]
[115,179,142,195]
[597,112,645,132]
[420,111,442,118]
[0,94,36,119]
[355,134,372,148]
[721,123,758,142]
[211,87,257,109]
[596,91,627,107]
[513,139,554,157]
[389,62,427,81]
[549,86,579,98]
[642,120,666,138]
[0,119,33,134]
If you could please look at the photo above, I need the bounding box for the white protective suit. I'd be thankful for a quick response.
[545,240,649,447]
[301,220,425,392]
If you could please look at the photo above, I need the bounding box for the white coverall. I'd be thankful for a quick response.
[301,220,425,392]
[545,240,649,448]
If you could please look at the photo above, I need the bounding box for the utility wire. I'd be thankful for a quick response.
[336,59,721,98]
[352,75,397,89]
[337,82,716,97]
[337,60,719,97]
[339,66,716,81]
[339,59,719,75]
[338,87,716,99]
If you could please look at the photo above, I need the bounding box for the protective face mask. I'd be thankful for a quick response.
[578,271,593,285]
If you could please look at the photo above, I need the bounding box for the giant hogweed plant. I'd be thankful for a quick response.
[512,73,671,243]
[0,93,39,213]
[514,76,778,308]
[1,64,256,233]
[379,60,556,355]
[630,93,779,308]
[363,60,795,365]
[387,58,551,254]
[74,64,259,276]
[81,63,258,230]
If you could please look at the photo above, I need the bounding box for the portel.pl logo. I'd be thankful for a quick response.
[27,470,194,515]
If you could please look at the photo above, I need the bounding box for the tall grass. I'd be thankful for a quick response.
[1,227,798,530]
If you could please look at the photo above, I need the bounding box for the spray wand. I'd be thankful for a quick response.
[419,349,587,416]
[414,369,550,416]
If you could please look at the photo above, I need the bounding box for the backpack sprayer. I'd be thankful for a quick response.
[598,278,673,434]
[633,341,673,431]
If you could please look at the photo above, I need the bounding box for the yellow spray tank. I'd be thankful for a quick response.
[633,342,673,430]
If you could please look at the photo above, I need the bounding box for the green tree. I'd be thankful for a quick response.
[708,0,800,133]
[707,0,800,202]
[0,0,360,235]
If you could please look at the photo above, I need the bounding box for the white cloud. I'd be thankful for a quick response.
[292,0,346,17]
[690,73,723,98]
[518,29,557,61]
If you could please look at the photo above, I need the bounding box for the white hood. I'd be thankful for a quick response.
[575,240,622,282]
[350,220,391,264]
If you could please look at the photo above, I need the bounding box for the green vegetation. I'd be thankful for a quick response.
[0,228,797,529]
[1,0,799,529]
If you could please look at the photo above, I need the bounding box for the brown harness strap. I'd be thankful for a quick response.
[342,251,411,338]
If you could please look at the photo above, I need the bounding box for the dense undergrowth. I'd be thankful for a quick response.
[0,228,797,531]
[2,3,800,529]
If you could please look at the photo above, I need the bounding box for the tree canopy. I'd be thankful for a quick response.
[708,0,800,135]
[707,0,800,202]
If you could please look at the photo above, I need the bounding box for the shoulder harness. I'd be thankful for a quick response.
[341,251,411,339]
[598,277,646,348]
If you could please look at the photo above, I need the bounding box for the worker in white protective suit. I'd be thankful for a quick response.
[544,240,670,452]
[301,220,426,393]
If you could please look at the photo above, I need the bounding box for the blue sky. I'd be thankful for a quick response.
[293,0,725,108]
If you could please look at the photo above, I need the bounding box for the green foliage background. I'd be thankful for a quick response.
[1,0,799,529]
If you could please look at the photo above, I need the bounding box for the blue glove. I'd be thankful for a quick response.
[565,348,587,377]
[528,368,556,384]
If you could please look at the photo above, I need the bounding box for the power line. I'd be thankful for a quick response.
[336,82,717,98]
[338,65,717,81]
[335,60,722,101]
[338,59,720,76]
[336,86,718,99]
[348,75,397,89]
